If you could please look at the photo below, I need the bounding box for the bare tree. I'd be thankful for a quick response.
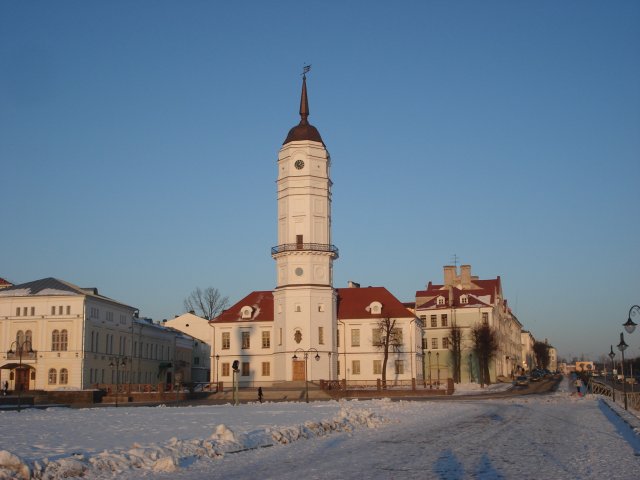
[373,317,403,388]
[471,323,499,386]
[449,322,463,383]
[533,341,551,369]
[183,287,229,321]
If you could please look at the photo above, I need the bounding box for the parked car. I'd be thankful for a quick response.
[530,372,542,382]
[514,375,529,387]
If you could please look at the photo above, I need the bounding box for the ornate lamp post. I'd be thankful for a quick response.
[292,348,320,403]
[215,354,220,387]
[427,350,432,388]
[108,357,127,408]
[7,339,34,412]
[608,345,616,403]
[617,333,629,410]
[436,351,440,386]
[624,305,639,334]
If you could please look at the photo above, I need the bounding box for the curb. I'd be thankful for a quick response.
[600,397,640,437]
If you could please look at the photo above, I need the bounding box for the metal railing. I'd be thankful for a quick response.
[589,379,640,411]
[271,243,339,258]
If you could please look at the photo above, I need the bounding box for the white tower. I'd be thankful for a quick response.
[271,72,338,382]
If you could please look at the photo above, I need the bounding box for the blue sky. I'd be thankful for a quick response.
[1,1,639,362]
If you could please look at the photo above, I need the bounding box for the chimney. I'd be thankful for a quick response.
[443,266,456,286]
[348,280,360,288]
[460,265,471,289]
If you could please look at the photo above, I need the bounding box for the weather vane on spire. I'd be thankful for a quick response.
[302,64,311,78]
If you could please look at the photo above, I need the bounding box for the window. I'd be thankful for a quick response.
[23,307,27,316]
[430,315,437,327]
[437,296,445,306]
[419,315,426,323]
[337,360,340,375]
[351,329,360,347]
[441,314,448,327]
[352,360,360,375]
[30,307,35,316]
[482,312,489,325]
[432,338,438,349]
[279,328,282,346]
[442,337,450,349]
[57,306,62,315]
[461,295,468,305]
[67,306,71,315]
[395,360,405,375]
[222,363,230,376]
[194,357,200,365]
[373,360,382,375]
[318,327,324,345]
[60,368,69,384]
[48,368,57,384]
[422,338,428,350]
[372,328,382,346]
[60,329,68,351]
[106,312,113,322]
[262,331,270,348]
[262,362,270,376]
[336,329,340,347]
[295,304,301,313]
[242,331,250,349]
[392,327,403,345]
[222,332,230,350]
[52,330,60,351]
[242,362,250,376]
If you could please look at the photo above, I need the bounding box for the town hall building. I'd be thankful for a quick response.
[209,73,424,386]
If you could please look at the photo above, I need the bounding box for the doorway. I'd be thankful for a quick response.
[292,360,305,381]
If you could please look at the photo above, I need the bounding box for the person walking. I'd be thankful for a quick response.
[574,377,582,396]
[258,386,264,403]
[2,381,7,396]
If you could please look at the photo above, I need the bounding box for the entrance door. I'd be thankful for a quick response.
[292,360,306,381]
[16,368,29,392]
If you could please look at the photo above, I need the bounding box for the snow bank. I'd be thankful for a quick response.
[0,405,387,479]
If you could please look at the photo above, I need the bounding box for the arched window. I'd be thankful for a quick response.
[52,330,60,351]
[60,330,68,351]
[60,368,68,385]
[16,330,24,346]
[48,369,57,384]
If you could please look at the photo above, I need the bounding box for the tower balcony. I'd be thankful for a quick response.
[271,243,339,259]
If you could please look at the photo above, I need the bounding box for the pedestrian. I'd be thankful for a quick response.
[258,386,264,403]
[574,378,582,396]
[2,380,8,396]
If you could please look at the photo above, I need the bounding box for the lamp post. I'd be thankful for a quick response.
[608,345,616,403]
[436,351,440,386]
[468,353,473,383]
[232,360,239,406]
[292,348,320,403]
[7,339,34,412]
[427,350,432,388]
[108,357,127,408]
[624,305,639,334]
[215,354,220,388]
[617,333,629,410]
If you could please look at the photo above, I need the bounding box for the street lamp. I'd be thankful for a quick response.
[468,353,473,383]
[292,348,320,403]
[623,305,639,334]
[608,345,616,403]
[617,333,629,410]
[215,354,220,388]
[7,339,34,412]
[108,357,127,408]
[427,351,432,388]
[436,351,440,386]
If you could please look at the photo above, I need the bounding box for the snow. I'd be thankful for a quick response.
[1,377,639,479]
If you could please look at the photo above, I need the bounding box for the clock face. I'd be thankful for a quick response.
[294,159,305,170]
[295,267,304,276]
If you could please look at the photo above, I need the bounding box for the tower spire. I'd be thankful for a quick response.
[299,64,311,125]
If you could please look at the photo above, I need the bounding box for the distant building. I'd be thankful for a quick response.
[521,331,536,372]
[415,265,523,383]
[163,312,213,383]
[0,277,196,392]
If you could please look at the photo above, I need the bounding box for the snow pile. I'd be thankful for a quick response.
[0,405,386,479]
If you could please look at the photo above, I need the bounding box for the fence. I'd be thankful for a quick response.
[589,379,640,411]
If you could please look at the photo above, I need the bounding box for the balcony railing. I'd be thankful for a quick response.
[271,243,339,258]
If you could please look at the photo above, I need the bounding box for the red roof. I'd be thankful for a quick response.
[416,276,502,305]
[416,287,492,310]
[0,277,12,287]
[337,286,415,320]
[209,286,415,324]
[210,291,274,324]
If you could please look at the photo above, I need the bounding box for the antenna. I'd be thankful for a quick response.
[450,254,459,268]
[302,64,311,78]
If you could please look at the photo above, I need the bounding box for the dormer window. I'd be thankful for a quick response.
[241,306,253,319]
[460,295,468,305]
[436,296,445,306]
[367,301,383,314]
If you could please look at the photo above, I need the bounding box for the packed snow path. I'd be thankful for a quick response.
[1,378,639,479]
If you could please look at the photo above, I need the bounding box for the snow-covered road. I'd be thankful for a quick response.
[1,378,639,479]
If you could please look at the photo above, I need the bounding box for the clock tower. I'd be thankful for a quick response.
[271,72,338,382]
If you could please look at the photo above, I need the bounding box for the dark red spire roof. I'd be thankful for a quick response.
[283,74,324,145]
